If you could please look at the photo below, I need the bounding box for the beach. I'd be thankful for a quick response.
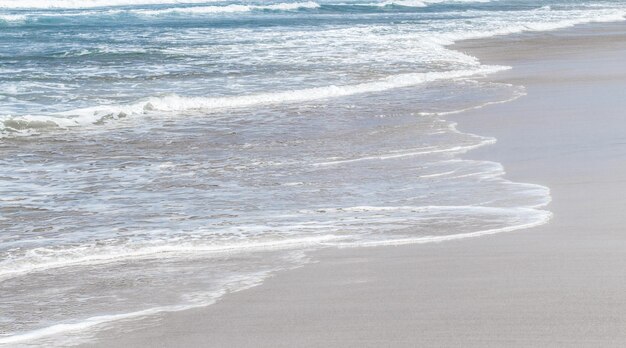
[2,2,626,346]
[81,21,626,347]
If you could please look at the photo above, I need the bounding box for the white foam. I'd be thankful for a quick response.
[83,66,506,113]
[136,1,320,15]
[0,203,551,346]
[435,10,626,45]
[0,271,271,346]
[1,206,552,287]
[418,86,527,116]
[378,0,490,7]
[0,0,221,9]
[342,208,552,247]
[0,65,507,132]
[0,235,342,281]
[312,139,495,166]
[378,0,429,7]
[0,13,26,22]
[418,170,457,178]
[0,0,491,10]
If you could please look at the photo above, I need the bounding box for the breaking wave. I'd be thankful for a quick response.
[0,66,506,133]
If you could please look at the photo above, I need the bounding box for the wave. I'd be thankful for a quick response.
[0,65,506,133]
[0,203,550,345]
[0,0,488,10]
[137,1,320,15]
[338,207,552,247]
[417,85,527,116]
[0,204,550,281]
[3,1,622,25]
[0,13,25,22]
[0,304,213,346]
[0,235,342,282]
[375,0,491,8]
[312,140,496,166]
[0,270,272,346]
[3,9,625,134]
[0,0,222,9]
[0,2,321,25]
[0,2,321,23]
[419,10,626,46]
[376,0,433,7]
[0,0,482,21]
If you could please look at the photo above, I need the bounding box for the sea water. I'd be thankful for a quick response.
[0,0,624,345]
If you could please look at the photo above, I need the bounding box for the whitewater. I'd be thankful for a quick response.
[1,0,625,346]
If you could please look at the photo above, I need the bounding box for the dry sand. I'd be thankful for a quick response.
[84,22,626,347]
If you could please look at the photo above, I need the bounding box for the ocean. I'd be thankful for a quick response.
[0,0,624,345]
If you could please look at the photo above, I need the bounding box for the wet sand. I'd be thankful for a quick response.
[84,22,626,347]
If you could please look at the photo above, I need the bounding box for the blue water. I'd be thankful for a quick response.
[0,0,624,345]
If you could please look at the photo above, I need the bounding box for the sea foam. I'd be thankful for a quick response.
[1,65,506,133]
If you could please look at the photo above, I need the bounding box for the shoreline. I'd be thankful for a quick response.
[79,21,626,347]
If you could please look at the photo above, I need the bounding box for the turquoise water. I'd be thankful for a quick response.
[0,0,624,345]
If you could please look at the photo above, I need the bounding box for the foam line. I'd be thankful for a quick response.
[1,65,507,132]
[0,235,343,281]
[338,209,552,247]
[0,273,268,346]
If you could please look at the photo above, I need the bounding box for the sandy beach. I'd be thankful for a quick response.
[79,21,626,347]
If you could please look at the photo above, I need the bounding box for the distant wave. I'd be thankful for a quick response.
[0,0,221,9]
[138,1,320,15]
[0,0,478,15]
[374,0,491,8]
[0,2,321,22]
[0,0,487,10]
[0,13,25,22]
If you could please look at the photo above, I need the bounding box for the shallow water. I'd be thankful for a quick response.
[1,0,624,345]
